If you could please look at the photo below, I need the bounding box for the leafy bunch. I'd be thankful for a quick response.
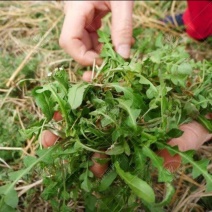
[1,31,212,211]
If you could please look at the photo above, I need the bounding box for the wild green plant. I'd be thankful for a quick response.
[1,30,211,211]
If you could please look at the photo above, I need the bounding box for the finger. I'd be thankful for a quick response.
[53,111,63,121]
[90,32,103,54]
[168,121,212,151]
[60,2,99,66]
[85,11,105,32]
[82,71,93,82]
[205,113,212,119]
[110,1,134,58]
[90,152,109,178]
[157,149,181,173]
[41,130,59,148]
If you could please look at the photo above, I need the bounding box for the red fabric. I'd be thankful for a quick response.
[183,0,212,40]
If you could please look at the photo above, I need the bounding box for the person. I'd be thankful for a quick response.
[41,1,212,173]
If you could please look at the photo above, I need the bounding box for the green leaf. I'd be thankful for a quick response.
[108,83,134,99]
[68,83,90,109]
[146,86,158,99]
[184,102,199,118]
[45,84,71,130]
[0,146,56,206]
[192,159,210,179]
[117,99,141,128]
[81,164,92,192]
[115,162,155,203]
[166,128,183,138]
[24,156,37,167]
[98,30,110,43]
[19,121,44,139]
[124,141,131,156]
[196,115,212,133]
[133,146,147,172]
[53,69,69,92]
[0,185,18,209]
[139,75,157,93]
[142,146,173,183]
[41,182,58,200]
[155,183,175,207]
[99,170,117,191]
[164,145,212,191]
[81,178,91,192]
[4,188,18,208]
[106,143,124,155]
[75,139,104,154]
[32,87,55,121]
[0,201,16,212]
[8,170,26,181]
[149,50,162,63]
[84,194,97,212]
[177,63,192,75]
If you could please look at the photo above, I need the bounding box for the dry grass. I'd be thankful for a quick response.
[0,1,211,211]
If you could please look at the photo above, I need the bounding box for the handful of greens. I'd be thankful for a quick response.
[1,31,211,211]
[32,31,212,211]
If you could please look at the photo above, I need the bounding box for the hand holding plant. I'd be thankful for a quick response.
[59,1,134,65]
[8,31,212,211]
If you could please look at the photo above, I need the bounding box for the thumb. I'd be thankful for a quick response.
[110,1,134,58]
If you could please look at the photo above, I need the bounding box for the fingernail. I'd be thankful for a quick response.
[117,44,130,58]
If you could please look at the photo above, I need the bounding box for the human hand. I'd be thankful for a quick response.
[168,119,212,152]
[158,119,212,172]
[59,1,134,66]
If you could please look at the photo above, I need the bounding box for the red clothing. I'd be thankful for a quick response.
[183,0,212,40]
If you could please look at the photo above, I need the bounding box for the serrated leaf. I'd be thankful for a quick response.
[98,30,110,43]
[165,145,212,191]
[99,170,117,191]
[68,83,90,109]
[115,162,155,203]
[192,159,210,179]
[149,50,162,63]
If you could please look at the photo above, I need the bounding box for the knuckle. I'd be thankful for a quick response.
[113,21,132,41]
